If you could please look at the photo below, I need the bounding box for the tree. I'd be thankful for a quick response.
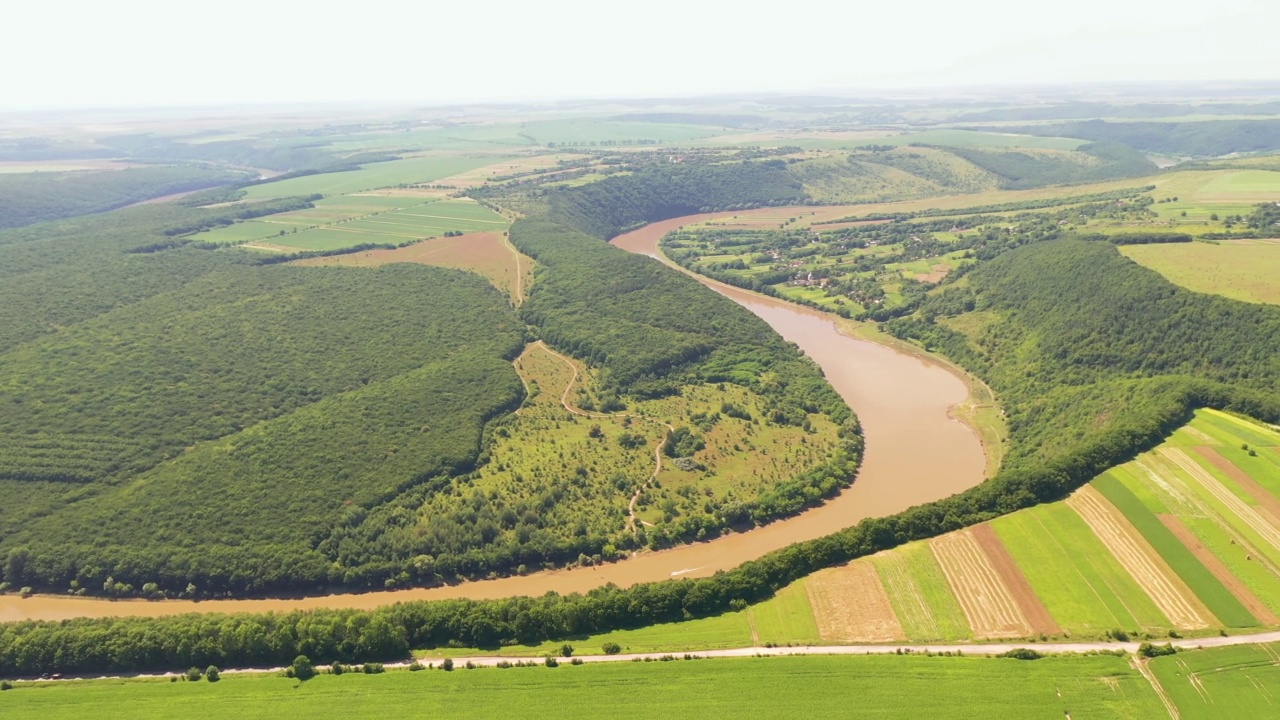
[291,655,315,681]
[185,666,203,681]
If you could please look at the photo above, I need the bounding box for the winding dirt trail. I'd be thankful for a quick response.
[533,341,673,532]
[1,211,986,623]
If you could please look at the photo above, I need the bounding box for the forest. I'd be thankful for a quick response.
[994,119,1280,156]
[0,165,246,229]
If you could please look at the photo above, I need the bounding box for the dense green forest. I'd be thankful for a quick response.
[887,239,1280,468]
[995,119,1280,156]
[0,165,246,229]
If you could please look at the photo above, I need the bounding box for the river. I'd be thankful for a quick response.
[0,212,986,623]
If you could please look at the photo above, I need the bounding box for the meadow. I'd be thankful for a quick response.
[1121,239,1280,305]
[0,655,1164,720]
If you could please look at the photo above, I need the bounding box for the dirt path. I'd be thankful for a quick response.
[1068,486,1211,629]
[535,341,673,532]
[500,232,526,305]
[1132,656,1182,720]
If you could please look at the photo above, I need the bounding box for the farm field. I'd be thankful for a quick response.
[298,230,529,302]
[0,655,1165,720]
[212,198,510,252]
[424,411,1280,655]
[1121,239,1280,305]
[1149,641,1280,718]
[698,128,1087,151]
[240,155,517,199]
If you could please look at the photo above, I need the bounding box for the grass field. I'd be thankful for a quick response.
[1143,169,1280,222]
[241,155,515,199]
[0,654,1165,719]
[990,502,1171,636]
[1150,642,1280,719]
[1121,240,1280,306]
[701,128,1086,151]
[239,198,510,252]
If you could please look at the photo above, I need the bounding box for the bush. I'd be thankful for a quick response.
[560,643,574,658]
[407,661,424,672]
[441,657,454,672]
[291,655,315,681]
[602,642,622,655]
[997,648,1043,660]
[0,680,11,691]
[205,665,220,682]
[330,662,344,675]
[1138,642,1178,658]
[185,666,203,681]
[361,662,384,674]
[544,655,559,668]
[571,657,584,665]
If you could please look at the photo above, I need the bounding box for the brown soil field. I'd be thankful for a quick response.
[805,561,905,642]
[930,530,1031,639]
[1161,448,1280,554]
[1068,486,1211,629]
[970,524,1061,636]
[1158,514,1279,624]
[296,231,527,301]
[1195,447,1280,522]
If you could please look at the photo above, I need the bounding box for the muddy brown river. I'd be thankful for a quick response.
[0,212,986,623]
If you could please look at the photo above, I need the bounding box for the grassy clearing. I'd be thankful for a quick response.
[991,503,1170,636]
[252,199,510,252]
[872,541,972,642]
[1,654,1164,719]
[1093,473,1258,627]
[1121,240,1280,306]
[1149,642,1280,719]
[241,156,514,199]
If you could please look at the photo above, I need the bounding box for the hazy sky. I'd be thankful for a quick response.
[4,0,1277,110]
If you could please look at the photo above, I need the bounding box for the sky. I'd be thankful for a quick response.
[3,0,1278,110]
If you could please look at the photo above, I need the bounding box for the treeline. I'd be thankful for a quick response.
[953,100,1280,123]
[1082,232,1193,245]
[0,165,247,229]
[943,142,1156,190]
[994,119,1280,157]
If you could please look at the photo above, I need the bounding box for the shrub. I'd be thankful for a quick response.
[1138,642,1177,658]
[291,655,315,681]
[185,666,203,681]
[997,648,1043,660]
[560,643,574,658]
[571,657,584,665]
[205,665,220,682]
[544,655,559,668]
[602,642,622,655]
[330,662,344,675]
[361,662,384,674]
[407,661,424,672]
[0,680,11,691]
[441,657,454,672]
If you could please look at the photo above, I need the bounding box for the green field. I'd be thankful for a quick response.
[872,541,972,642]
[991,502,1171,635]
[746,579,821,645]
[1093,472,1257,628]
[200,198,510,251]
[0,654,1164,720]
[241,156,513,199]
[1121,240,1280,306]
[1150,643,1280,719]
